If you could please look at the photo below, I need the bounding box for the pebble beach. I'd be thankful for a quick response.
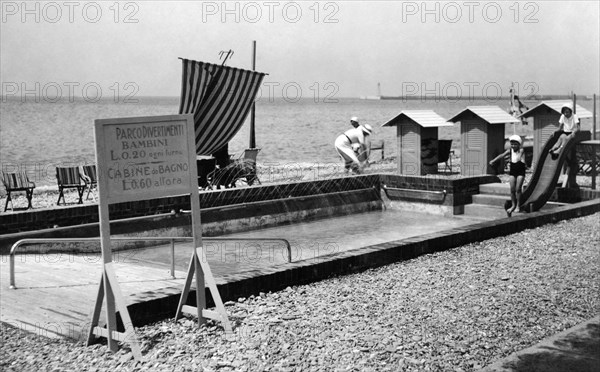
[1,213,598,371]
[1,159,599,371]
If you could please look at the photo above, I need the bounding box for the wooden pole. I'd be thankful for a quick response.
[592,94,597,190]
[249,41,257,149]
[570,94,577,187]
[594,94,597,141]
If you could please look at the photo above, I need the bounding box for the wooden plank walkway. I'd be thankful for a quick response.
[0,252,188,341]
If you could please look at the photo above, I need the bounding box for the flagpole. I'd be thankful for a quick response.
[510,83,516,135]
[249,41,257,149]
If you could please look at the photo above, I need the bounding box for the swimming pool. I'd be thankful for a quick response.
[124,209,481,278]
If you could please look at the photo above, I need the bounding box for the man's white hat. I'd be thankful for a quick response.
[361,124,373,135]
[350,116,359,123]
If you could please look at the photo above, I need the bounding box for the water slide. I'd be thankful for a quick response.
[517,130,591,212]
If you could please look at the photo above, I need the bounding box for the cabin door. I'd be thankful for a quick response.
[462,120,486,175]
[534,114,560,168]
[399,123,420,175]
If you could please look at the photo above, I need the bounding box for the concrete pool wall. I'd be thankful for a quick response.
[0,174,596,254]
[126,198,600,328]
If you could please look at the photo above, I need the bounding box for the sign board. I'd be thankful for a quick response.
[95,115,196,203]
[88,114,231,359]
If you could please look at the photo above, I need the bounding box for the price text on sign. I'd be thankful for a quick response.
[95,115,195,203]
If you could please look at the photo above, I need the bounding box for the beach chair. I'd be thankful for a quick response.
[241,148,261,186]
[437,140,453,173]
[56,166,86,205]
[81,165,98,200]
[2,171,36,211]
[208,148,261,189]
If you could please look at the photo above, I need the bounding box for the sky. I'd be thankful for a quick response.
[1,0,599,100]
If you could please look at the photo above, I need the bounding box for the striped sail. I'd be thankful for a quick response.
[178,58,266,155]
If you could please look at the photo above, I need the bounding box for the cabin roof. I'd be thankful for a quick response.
[381,110,453,128]
[519,100,593,119]
[447,106,521,124]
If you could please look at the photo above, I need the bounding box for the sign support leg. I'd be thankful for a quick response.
[87,264,142,360]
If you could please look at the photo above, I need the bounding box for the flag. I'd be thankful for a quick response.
[508,86,529,125]
[178,58,266,155]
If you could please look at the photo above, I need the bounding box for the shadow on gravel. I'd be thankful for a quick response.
[502,323,600,372]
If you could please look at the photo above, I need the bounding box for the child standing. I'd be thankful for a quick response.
[490,135,527,217]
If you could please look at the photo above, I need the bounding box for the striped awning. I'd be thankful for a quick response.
[178,58,266,155]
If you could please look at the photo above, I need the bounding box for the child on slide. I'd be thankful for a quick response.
[489,135,527,217]
[549,103,580,157]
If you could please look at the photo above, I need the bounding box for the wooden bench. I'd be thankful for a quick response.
[2,171,36,211]
[56,166,86,205]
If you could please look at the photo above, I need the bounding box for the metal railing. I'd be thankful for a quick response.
[382,185,447,201]
[9,236,292,289]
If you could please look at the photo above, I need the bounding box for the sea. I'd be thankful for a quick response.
[1,96,597,188]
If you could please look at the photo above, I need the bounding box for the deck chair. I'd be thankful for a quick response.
[56,166,86,205]
[2,171,36,211]
[437,140,453,173]
[208,148,261,189]
[241,148,261,186]
[81,165,98,200]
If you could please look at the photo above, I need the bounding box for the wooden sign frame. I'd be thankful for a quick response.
[87,114,231,359]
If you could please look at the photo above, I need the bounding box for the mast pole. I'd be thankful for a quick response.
[249,41,257,149]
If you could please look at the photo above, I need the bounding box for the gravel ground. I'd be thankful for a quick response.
[1,213,599,371]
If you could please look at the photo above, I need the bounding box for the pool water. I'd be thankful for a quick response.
[124,209,480,278]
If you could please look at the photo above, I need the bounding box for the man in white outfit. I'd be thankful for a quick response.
[335,123,373,174]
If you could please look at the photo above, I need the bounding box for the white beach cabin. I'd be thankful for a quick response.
[447,106,520,176]
[382,110,453,175]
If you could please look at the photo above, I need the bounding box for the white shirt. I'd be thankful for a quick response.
[343,127,366,146]
[559,114,580,132]
[511,148,525,163]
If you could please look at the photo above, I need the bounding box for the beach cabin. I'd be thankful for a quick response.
[382,110,453,175]
[447,106,520,176]
[519,101,593,165]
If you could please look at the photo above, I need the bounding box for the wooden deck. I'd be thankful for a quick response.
[0,252,188,341]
